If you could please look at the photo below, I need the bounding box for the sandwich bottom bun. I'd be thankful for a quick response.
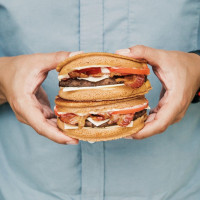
[57,114,147,142]
[59,80,151,101]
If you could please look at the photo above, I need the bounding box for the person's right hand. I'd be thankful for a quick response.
[0,51,81,145]
[116,46,200,139]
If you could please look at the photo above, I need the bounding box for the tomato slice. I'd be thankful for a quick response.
[54,106,60,117]
[111,103,148,115]
[74,67,102,75]
[108,66,150,75]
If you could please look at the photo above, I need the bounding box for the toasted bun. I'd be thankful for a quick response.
[57,52,147,74]
[58,80,151,101]
[57,114,147,142]
[55,96,148,114]
[55,95,145,108]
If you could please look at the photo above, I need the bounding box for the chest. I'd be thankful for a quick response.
[1,0,199,53]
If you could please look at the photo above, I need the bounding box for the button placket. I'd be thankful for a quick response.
[79,1,105,199]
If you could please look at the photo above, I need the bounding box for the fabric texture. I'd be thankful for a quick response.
[0,0,200,200]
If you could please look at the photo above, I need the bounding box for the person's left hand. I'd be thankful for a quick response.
[0,51,81,144]
[116,46,200,139]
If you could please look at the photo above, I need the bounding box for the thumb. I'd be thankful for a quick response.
[116,45,161,67]
[37,51,83,71]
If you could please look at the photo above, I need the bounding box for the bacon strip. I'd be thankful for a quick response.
[59,113,137,127]
[117,113,134,127]
[60,113,79,125]
[69,71,89,78]
[116,75,145,88]
[90,113,111,121]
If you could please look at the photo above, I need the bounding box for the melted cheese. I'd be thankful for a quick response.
[88,141,95,144]
[58,66,111,81]
[87,117,109,126]
[63,120,134,130]
[58,74,70,81]
[101,67,110,73]
[62,84,124,92]
[77,75,109,82]
[64,123,79,129]
[75,65,111,70]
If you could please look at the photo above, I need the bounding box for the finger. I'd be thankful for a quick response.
[69,51,84,57]
[48,118,58,127]
[32,112,79,144]
[19,100,79,144]
[124,113,156,140]
[35,87,56,118]
[159,86,166,100]
[131,94,177,139]
[116,45,162,67]
[30,51,84,94]
[145,112,156,123]
[41,104,55,119]
[38,51,84,71]
[32,91,54,119]
[171,107,188,124]
[149,90,168,115]
[35,87,51,106]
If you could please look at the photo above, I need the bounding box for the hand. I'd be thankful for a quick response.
[0,51,82,144]
[116,46,200,139]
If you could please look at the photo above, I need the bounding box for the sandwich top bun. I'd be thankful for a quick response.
[57,52,147,74]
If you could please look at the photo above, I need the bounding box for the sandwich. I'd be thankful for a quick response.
[55,52,152,142]
[56,52,151,101]
[54,96,149,142]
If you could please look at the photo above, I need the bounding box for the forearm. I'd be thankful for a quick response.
[0,57,8,105]
[189,51,200,103]
[193,54,200,88]
[190,50,200,87]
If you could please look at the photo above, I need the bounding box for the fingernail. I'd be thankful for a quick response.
[124,136,133,139]
[116,48,130,55]
[66,141,78,145]
[69,51,83,57]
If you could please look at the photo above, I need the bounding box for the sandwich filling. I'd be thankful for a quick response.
[59,65,149,89]
[54,102,148,129]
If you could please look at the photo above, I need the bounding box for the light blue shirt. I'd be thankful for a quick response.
[0,1,200,199]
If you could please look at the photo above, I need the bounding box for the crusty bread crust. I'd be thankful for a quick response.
[55,95,145,107]
[57,52,147,74]
[57,114,147,142]
[55,96,147,114]
[58,80,151,101]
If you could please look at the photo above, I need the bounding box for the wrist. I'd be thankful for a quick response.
[192,88,200,103]
[0,57,8,105]
[189,50,200,86]
[189,51,200,103]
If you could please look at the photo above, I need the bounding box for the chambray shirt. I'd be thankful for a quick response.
[0,1,200,200]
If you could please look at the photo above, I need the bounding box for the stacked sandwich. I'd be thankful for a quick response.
[54,53,151,142]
